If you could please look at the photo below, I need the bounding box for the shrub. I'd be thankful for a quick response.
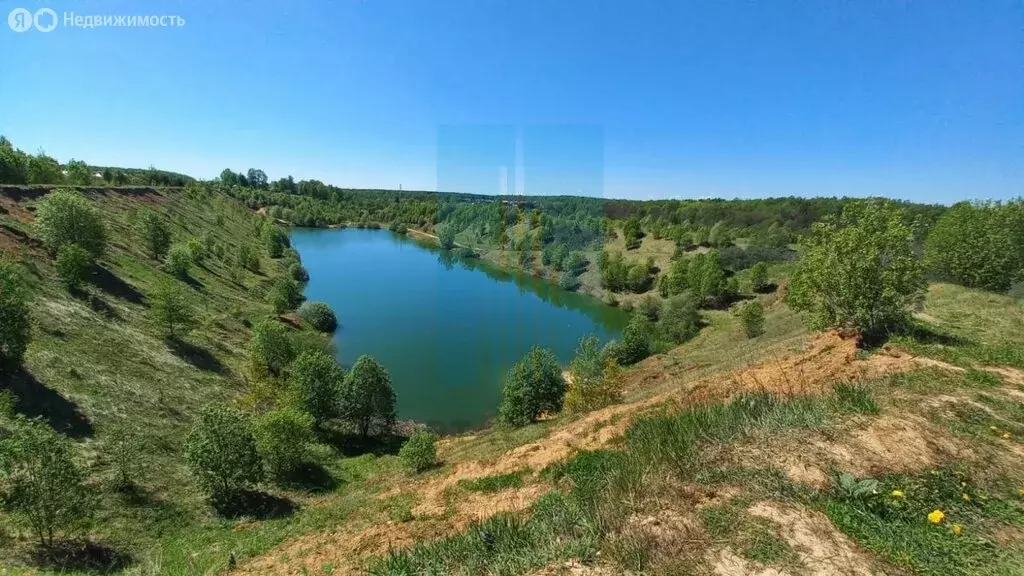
[138,210,172,260]
[184,405,262,501]
[614,312,652,365]
[658,292,700,344]
[498,346,566,427]
[750,262,770,293]
[150,278,194,338]
[0,415,94,547]
[924,201,1024,292]
[564,336,622,413]
[249,319,296,376]
[55,243,93,290]
[186,237,207,266]
[563,251,588,275]
[339,355,397,437]
[399,429,439,473]
[105,428,142,490]
[437,224,456,250]
[34,189,107,258]
[298,301,337,332]
[289,350,344,427]
[739,301,765,338]
[637,295,662,322]
[238,244,260,272]
[0,260,30,373]
[165,243,193,278]
[557,271,581,291]
[687,250,727,307]
[788,200,925,340]
[263,225,290,258]
[269,277,304,314]
[288,262,309,283]
[255,407,314,479]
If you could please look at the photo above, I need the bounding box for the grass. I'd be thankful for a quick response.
[459,471,526,493]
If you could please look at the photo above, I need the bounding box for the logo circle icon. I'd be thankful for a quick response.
[33,7,56,32]
[8,7,32,32]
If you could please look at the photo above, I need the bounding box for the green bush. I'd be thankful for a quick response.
[184,405,262,501]
[34,189,107,258]
[498,346,566,427]
[298,301,337,332]
[339,355,397,437]
[289,262,310,283]
[924,201,1024,292]
[0,415,94,547]
[0,260,30,373]
[750,262,770,293]
[55,243,93,290]
[399,429,439,473]
[238,244,260,272]
[165,243,193,278]
[687,250,727,307]
[739,301,765,338]
[254,407,314,479]
[289,350,344,427]
[658,292,700,344]
[564,336,622,413]
[138,210,172,260]
[269,277,304,314]
[150,278,195,338]
[248,319,296,376]
[437,224,456,250]
[263,225,290,258]
[557,271,580,291]
[788,200,925,340]
[186,237,207,266]
[105,428,142,491]
[613,312,652,365]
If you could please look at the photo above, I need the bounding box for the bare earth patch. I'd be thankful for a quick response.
[747,502,876,576]
[711,548,791,576]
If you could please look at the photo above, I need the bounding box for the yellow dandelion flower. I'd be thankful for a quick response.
[928,509,945,524]
[891,490,905,498]
[962,493,971,501]
[1003,432,1012,439]
[951,524,963,536]
[1017,488,1024,496]
[990,425,998,431]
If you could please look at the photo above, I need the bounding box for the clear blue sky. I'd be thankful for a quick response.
[1,0,1021,203]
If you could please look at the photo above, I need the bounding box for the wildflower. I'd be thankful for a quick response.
[891,490,905,498]
[1002,432,1012,440]
[962,493,971,502]
[1017,488,1024,496]
[951,524,963,536]
[928,509,945,524]
[990,425,998,431]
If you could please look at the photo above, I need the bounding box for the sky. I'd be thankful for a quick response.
[1,0,1022,203]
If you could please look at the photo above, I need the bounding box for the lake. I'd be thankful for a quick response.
[289,227,628,432]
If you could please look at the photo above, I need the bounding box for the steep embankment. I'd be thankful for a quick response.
[231,283,1024,575]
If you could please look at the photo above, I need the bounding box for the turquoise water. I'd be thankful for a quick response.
[289,228,628,432]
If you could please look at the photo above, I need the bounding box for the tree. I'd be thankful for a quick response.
[248,319,296,376]
[687,251,726,307]
[219,169,238,185]
[269,277,304,313]
[0,138,29,184]
[622,217,644,250]
[288,262,309,283]
[0,260,30,373]
[254,407,314,480]
[150,278,195,338]
[165,243,193,278]
[246,168,268,189]
[27,153,63,184]
[563,251,588,275]
[437,224,456,251]
[924,201,1024,292]
[739,301,765,338]
[399,429,439,473]
[298,301,337,332]
[564,336,621,413]
[184,405,262,501]
[498,347,566,427]
[339,355,396,437]
[750,262,770,293]
[64,159,92,185]
[138,210,172,260]
[289,350,344,427]
[658,292,700,344]
[0,415,94,547]
[262,225,289,258]
[788,200,925,340]
[55,243,93,290]
[34,189,107,258]
[558,271,581,291]
[708,221,731,247]
[613,312,652,365]
[238,244,260,272]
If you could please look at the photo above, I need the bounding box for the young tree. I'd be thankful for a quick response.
[613,312,653,365]
[254,407,314,480]
[248,319,296,377]
[64,160,92,185]
[262,225,289,258]
[399,429,439,473]
[658,292,701,344]
[150,278,195,338]
[739,301,765,338]
[924,201,1023,292]
[788,200,925,340]
[436,224,456,251]
[55,243,93,290]
[34,189,107,258]
[687,251,726,307]
[750,262,770,293]
[0,260,30,373]
[246,168,269,189]
[0,138,29,184]
[298,301,338,332]
[498,346,566,427]
[165,243,193,279]
[184,405,262,502]
[288,350,344,427]
[138,210,172,260]
[564,336,621,413]
[339,355,397,437]
[27,153,63,184]
[269,277,304,313]
[0,415,94,547]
